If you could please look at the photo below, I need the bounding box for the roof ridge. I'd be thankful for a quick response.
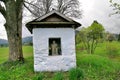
[34,10,74,22]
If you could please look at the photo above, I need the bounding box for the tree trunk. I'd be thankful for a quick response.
[4,0,24,62]
[5,25,23,61]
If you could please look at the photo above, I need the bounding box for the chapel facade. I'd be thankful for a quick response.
[26,10,81,71]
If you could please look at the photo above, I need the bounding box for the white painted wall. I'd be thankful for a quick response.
[33,28,76,71]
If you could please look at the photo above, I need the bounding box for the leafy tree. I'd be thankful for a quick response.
[87,21,104,54]
[24,0,82,18]
[77,21,105,54]
[0,0,24,62]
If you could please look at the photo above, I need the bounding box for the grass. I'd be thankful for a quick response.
[0,41,120,80]
[0,47,9,63]
[52,72,64,80]
[69,68,84,80]
[0,46,33,64]
[76,41,120,61]
[77,54,120,80]
[22,46,33,58]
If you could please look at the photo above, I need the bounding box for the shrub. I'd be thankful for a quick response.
[69,68,84,80]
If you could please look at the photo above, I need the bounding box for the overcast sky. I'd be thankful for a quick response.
[80,0,120,33]
[0,0,120,39]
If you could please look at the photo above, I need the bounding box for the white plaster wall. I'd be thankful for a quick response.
[33,28,76,72]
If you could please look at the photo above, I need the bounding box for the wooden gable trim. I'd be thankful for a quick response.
[34,10,73,22]
[26,10,82,34]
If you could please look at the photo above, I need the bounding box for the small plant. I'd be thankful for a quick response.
[33,73,44,80]
[69,68,84,80]
[52,72,63,80]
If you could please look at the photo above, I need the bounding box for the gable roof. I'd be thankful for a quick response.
[34,10,73,22]
[26,10,81,33]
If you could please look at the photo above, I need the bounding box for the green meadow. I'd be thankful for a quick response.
[0,42,120,80]
[0,46,33,64]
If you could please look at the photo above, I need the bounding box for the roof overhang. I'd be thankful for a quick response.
[26,10,81,34]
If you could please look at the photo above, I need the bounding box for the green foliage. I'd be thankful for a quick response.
[0,47,9,63]
[0,58,34,80]
[69,68,84,80]
[76,41,120,79]
[33,73,44,80]
[76,33,81,44]
[76,27,88,47]
[106,42,120,58]
[0,43,120,80]
[52,72,63,80]
[0,46,33,64]
[76,20,105,54]
[77,41,120,60]
[77,54,113,69]
[88,21,104,39]
[77,53,120,80]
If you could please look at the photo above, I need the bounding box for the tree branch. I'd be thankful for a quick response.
[24,1,40,9]
[23,0,44,16]
[23,3,37,16]
[0,3,6,19]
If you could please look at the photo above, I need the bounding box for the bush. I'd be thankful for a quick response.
[69,68,84,80]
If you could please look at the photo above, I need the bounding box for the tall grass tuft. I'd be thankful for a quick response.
[69,68,84,80]
[52,72,63,80]
[33,73,44,80]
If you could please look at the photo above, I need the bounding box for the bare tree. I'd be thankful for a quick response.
[0,0,24,62]
[24,0,82,18]
[24,0,53,17]
[56,0,82,18]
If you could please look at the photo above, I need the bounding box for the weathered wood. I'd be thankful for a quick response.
[28,22,78,24]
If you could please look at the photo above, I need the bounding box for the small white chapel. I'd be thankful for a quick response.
[26,10,81,72]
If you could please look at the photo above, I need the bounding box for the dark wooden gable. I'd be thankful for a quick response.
[40,13,69,22]
[26,10,81,33]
